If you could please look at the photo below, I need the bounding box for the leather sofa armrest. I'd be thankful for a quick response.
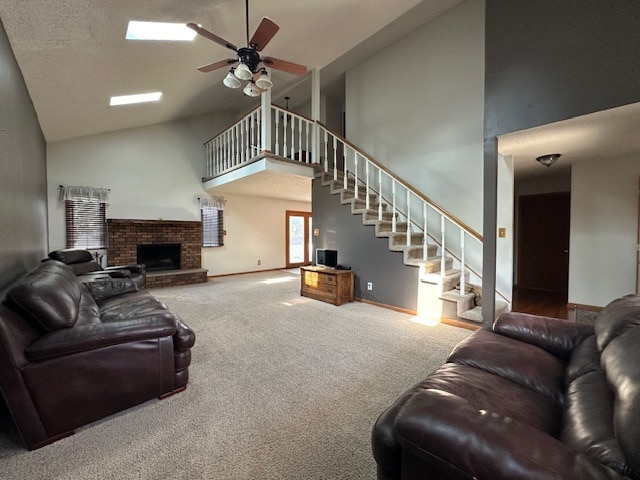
[395,389,627,480]
[493,311,595,359]
[25,316,176,362]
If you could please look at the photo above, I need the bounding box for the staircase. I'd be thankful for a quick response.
[202,104,511,324]
[317,170,508,324]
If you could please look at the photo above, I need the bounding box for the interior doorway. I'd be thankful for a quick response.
[286,210,312,268]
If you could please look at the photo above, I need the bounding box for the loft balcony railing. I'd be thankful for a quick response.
[203,105,509,310]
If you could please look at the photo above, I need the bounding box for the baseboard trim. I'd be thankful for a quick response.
[567,302,603,323]
[207,267,288,279]
[356,299,480,331]
[356,298,416,315]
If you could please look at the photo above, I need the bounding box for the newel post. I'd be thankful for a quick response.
[261,88,272,153]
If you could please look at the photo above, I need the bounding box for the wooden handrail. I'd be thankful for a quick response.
[316,121,483,243]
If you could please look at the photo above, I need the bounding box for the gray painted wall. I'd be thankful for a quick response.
[0,18,48,293]
[482,0,640,321]
[312,179,419,310]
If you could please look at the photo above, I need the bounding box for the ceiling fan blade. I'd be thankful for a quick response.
[187,23,238,52]
[197,59,238,73]
[249,18,279,52]
[262,57,307,76]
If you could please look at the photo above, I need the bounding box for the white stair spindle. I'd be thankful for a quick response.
[392,181,397,233]
[298,119,303,160]
[365,160,370,210]
[378,169,383,221]
[423,203,428,261]
[343,147,348,190]
[283,113,288,158]
[275,110,280,156]
[332,135,338,181]
[290,116,296,159]
[323,130,328,172]
[440,216,446,277]
[406,190,411,247]
[353,152,358,198]
[459,230,466,295]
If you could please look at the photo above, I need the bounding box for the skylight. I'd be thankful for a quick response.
[125,21,197,41]
[109,92,163,106]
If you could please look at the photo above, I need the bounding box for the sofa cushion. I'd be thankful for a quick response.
[97,291,170,322]
[448,329,567,406]
[6,261,82,332]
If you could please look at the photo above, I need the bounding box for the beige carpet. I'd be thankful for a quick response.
[0,269,471,479]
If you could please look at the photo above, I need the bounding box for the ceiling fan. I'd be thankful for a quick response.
[187,0,307,97]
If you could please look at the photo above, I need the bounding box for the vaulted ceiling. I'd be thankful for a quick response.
[0,0,463,142]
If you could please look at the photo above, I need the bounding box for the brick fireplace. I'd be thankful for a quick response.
[107,219,208,287]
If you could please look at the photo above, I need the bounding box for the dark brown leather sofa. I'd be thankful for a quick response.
[0,260,195,450]
[373,294,640,480]
[48,248,147,289]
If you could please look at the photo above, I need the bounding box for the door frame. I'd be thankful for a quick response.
[285,210,312,268]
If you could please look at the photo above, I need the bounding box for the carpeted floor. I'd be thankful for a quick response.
[0,270,471,479]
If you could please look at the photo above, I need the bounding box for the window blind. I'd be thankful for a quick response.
[65,200,106,249]
[202,207,223,247]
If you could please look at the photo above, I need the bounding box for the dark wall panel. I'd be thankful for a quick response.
[0,18,48,293]
[485,0,640,138]
[312,179,419,311]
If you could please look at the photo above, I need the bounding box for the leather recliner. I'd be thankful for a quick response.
[0,260,195,450]
[48,248,146,289]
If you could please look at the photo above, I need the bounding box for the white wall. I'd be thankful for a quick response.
[47,113,311,276]
[203,193,310,275]
[345,0,485,233]
[496,154,514,304]
[569,156,640,306]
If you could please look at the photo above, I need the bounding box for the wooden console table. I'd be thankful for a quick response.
[300,266,354,306]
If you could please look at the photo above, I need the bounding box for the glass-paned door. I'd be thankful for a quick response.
[286,210,312,268]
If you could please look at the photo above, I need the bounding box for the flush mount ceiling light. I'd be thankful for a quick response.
[125,21,197,41]
[536,153,562,167]
[109,92,163,106]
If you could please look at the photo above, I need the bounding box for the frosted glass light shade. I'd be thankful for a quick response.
[223,70,241,89]
[255,70,272,89]
[243,82,261,97]
[234,63,253,80]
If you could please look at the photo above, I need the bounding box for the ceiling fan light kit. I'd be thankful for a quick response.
[187,0,307,96]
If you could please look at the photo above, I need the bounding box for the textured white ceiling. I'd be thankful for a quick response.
[0,0,462,142]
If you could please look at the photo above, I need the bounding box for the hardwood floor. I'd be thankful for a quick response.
[511,287,568,319]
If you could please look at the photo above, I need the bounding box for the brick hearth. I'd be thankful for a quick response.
[107,219,207,287]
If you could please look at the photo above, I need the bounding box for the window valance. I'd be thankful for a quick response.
[61,185,110,204]
[199,196,225,210]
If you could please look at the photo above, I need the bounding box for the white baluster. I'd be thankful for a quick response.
[440,216,446,277]
[283,113,288,158]
[406,190,411,247]
[378,169,383,221]
[353,152,358,198]
[298,119,303,160]
[332,135,338,181]
[459,230,466,296]
[305,121,310,162]
[290,116,296,159]
[323,130,328,172]
[392,181,397,233]
[365,160,370,210]
[275,111,280,156]
[343,147,348,190]
[423,203,428,261]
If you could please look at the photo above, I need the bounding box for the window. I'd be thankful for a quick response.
[202,206,224,247]
[65,200,106,249]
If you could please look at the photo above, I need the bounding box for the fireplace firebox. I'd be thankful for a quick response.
[137,244,181,272]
